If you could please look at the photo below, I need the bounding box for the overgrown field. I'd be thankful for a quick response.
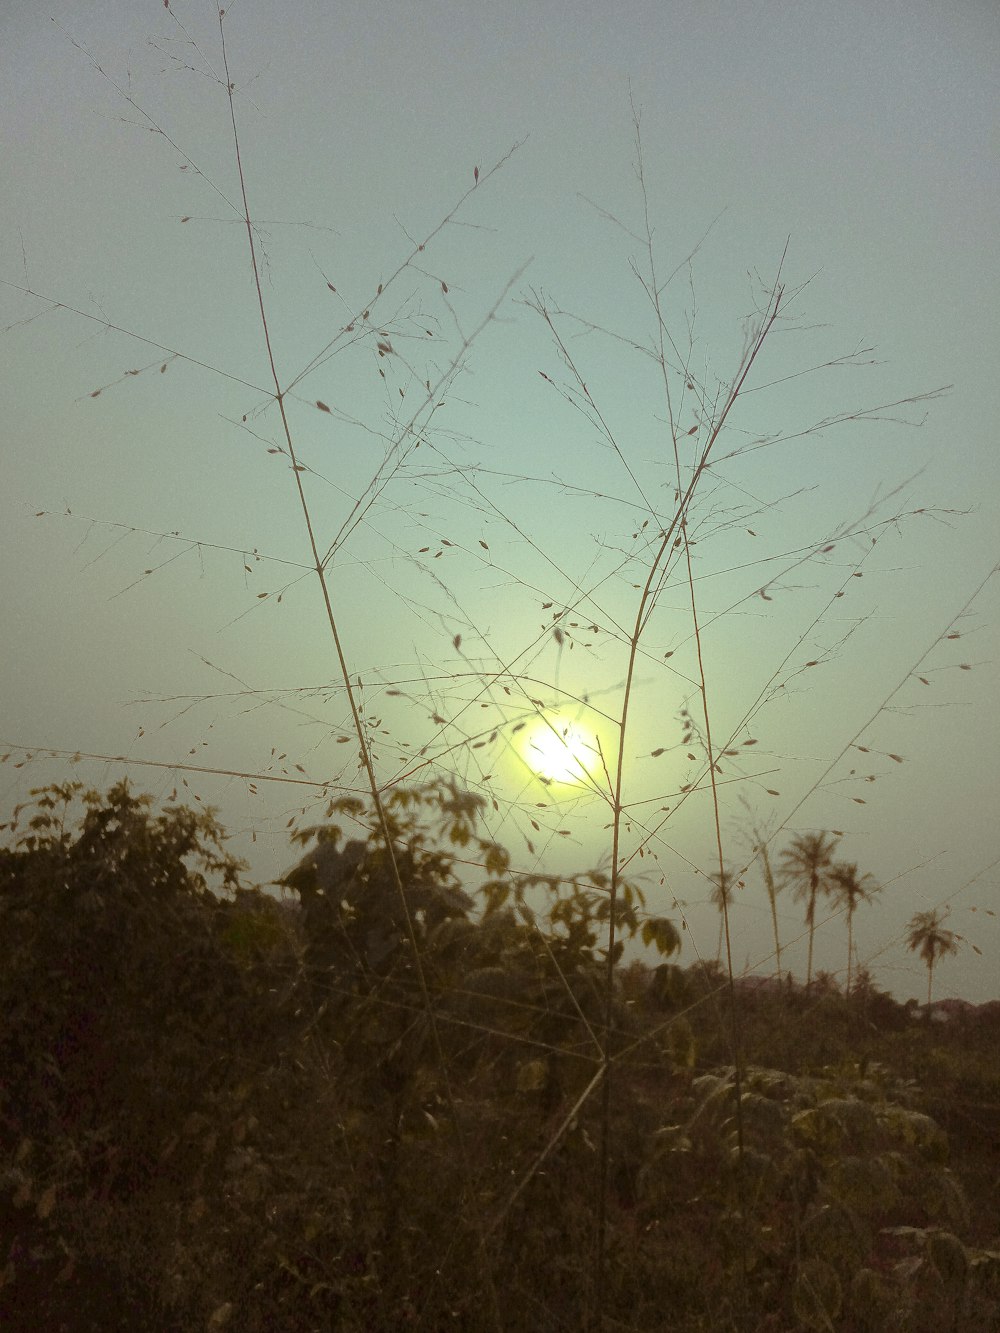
[2,782,998,1330]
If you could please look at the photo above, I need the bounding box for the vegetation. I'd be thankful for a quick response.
[2,784,998,1331]
[709,867,739,963]
[907,909,962,1007]
[741,803,785,985]
[827,862,881,992]
[2,9,994,1331]
[780,832,841,993]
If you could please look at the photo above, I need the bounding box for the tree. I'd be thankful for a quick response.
[779,831,840,991]
[826,861,880,992]
[757,840,784,983]
[906,908,960,1006]
[0,781,298,1330]
[740,800,784,982]
[708,868,737,964]
[0,781,256,1144]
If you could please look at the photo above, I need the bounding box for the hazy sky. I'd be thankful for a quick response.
[2,0,998,1003]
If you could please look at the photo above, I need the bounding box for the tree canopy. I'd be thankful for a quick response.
[1,783,997,1332]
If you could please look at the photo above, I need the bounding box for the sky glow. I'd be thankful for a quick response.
[523,720,602,788]
[1,0,998,1003]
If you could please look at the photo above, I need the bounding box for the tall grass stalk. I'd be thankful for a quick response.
[5,7,987,1327]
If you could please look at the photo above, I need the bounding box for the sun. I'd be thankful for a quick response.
[523,719,598,786]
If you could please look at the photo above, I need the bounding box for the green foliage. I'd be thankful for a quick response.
[636,1053,993,1329]
[1,782,257,1136]
[794,1257,842,1330]
[1,785,997,1331]
[642,915,682,957]
[0,783,300,1330]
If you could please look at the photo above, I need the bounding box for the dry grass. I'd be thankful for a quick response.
[3,6,996,1327]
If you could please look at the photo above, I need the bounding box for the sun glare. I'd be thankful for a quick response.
[523,720,598,786]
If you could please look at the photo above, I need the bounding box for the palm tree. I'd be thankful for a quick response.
[709,868,736,964]
[826,861,880,992]
[779,831,840,991]
[739,799,784,982]
[756,836,784,982]
[906,908,960,1006]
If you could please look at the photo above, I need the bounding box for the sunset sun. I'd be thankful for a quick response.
[523,720,599,786]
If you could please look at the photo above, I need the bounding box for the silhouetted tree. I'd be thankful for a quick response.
[780,831,840,990]
[826,860,880,991]
[708,867,737,963]
[906,907,960,1005]
[739,799,784,981]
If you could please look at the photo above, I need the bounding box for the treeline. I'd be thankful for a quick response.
[1,781,998,1330]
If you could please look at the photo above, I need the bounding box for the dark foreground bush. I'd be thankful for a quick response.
[2,784,998,1330]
